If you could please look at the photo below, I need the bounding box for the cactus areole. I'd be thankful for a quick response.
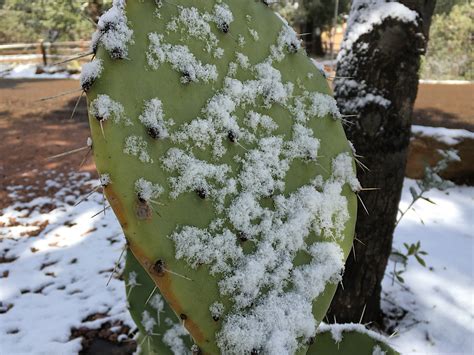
[84,0,358,354]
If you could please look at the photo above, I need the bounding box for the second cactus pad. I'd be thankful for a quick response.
[85,0,358,353]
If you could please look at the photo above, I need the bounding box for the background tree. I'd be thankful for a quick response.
[327,0,436,325]
[0,0,111,43]
[300,0,350,55]
[277,0,350,56]
[421,2,473,80]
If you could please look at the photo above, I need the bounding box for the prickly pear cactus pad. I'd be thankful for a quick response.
[84,0,359,354]
[124,251,195,354]
[308,324,399,355]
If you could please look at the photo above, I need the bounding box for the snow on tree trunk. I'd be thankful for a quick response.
[328,0,436,325]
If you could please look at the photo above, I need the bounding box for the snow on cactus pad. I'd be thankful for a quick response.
[85,0,358,354]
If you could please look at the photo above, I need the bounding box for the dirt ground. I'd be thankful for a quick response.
[0,79,473,208]
[413,83,474,130]
[0,79,94,208]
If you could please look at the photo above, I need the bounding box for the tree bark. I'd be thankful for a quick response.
[327,0,436,326]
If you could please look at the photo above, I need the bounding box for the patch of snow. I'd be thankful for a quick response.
[411,125,474,145]
[134,178,164,202]
[0,64,79,79]
[0,172,133,354]
[292,242,344,300]
[218,292,315,354]
[248,28,260,41]
[254,62,295,106]
[235,52,250,70]
[162,320,190,355]
[237,35,246,47]
[89,94,131,125]
[167,7,219,54]
[334,79,391,112]
[147,33,218,84]
[141,310,156,334]
[212,3,234,31]
[373,344,387,355]
[123,136,153,164]
[317,322,393,346]
[165,2,233,56]
[161,148,236,208]
[383,179,474,354]
[172,227,243,274]
[127,271,139,287]
[291,91,342,122]
[209,302,225,320]
[149,294,165,325]
[245,111,278,133]
[237,136,288,196]
[171,59,296,157]
[214,47,224,59]
[92,0,134,58]
[332,153,361,192]
[138,98,170,139]
[284,123,320,161]
[270,25,301,62]
[419,79,472,85]
[80,59,103,91]
[100,173,111,186]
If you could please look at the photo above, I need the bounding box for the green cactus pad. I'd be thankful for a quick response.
[85,0,358,353]
[308,324,399,355]
[124,251,195,354]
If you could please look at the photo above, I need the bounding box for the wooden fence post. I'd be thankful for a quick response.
[40,40,47,66]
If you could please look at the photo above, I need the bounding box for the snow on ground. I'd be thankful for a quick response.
[412,125,474,145]
[0,171,133,354]
[383,179,474,354]
[418,80,473,85]
[0,171,472,354]
[0,54,46,62]
[0,63,79,79]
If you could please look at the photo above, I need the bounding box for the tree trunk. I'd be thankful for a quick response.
[302,18,325,56]
[313,32,324,57]
[327,0,436,326]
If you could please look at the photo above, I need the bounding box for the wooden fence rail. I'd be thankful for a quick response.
[0,40,91,65]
